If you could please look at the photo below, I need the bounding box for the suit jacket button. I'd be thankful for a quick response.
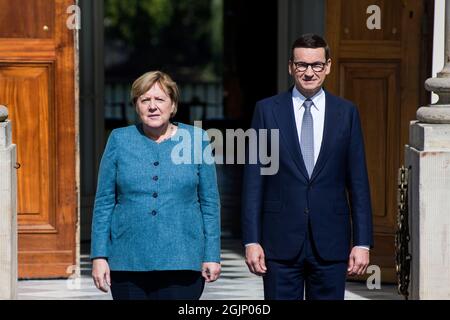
[153,176,159,181]
[154,161,159,166]
[151,210,157,216]
[153,192,158,198]
[304,208,309,214]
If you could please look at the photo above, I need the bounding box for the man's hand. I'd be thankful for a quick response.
[202,262,221,282]
[92,258,111,292]
[347,247,370,276]
[245,244,267,276]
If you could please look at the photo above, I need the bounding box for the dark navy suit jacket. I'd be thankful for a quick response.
[242,89,373,262]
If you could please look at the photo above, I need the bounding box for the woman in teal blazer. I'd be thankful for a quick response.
[90,71,221,300]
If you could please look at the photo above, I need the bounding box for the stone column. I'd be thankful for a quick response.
[0,106,17,300]
[405,0,450,300]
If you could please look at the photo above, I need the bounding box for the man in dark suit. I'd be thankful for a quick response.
[241,34,373,300]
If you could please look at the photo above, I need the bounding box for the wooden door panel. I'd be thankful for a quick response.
[0,0,76,278]
[340,0,402,41]
[19,250,74,278]
[0,0,55,39]
[0,65,57,232]
[340,63,399,233]
[326,0,427,282]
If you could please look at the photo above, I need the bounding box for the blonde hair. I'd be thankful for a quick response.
[130,71,180,118]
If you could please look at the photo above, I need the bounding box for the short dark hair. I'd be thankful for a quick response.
[290,33,330,61]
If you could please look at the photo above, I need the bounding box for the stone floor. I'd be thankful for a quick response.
[17,238,402,300]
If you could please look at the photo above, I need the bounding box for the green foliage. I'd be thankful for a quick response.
[105,0,173,44]
[104,0,223,81]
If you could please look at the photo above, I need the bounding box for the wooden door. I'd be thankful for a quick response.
[0,0,76,278]
[326,0,432,282]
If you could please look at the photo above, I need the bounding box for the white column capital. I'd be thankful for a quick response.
[418,0,450,123]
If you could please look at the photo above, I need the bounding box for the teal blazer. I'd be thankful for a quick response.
[90,123,221,271]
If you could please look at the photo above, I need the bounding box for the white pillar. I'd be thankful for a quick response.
[406,123,450,299]
[405,0,450,300]
[0,106,17,300]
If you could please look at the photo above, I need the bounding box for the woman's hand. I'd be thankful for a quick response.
[201,262,221,283]
[92,258,111,292]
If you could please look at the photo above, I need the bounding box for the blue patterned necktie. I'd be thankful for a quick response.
[301,98,314,178]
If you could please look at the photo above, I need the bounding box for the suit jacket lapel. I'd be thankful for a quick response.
[272,90,309,182]
[310,90,343,182]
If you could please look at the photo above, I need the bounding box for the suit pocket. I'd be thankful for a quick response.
[111,207,131,239]
[263,201,281,213]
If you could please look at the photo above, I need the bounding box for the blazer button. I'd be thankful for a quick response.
[304,208,309,214]
[151,210,157,216]
[154,161,159,166]
[153,176,159,181]
[153,192,158,198]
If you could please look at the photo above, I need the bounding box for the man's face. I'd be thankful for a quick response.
[289,47,331,97]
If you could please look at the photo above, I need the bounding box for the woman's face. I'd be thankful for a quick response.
[136,82,175,130]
